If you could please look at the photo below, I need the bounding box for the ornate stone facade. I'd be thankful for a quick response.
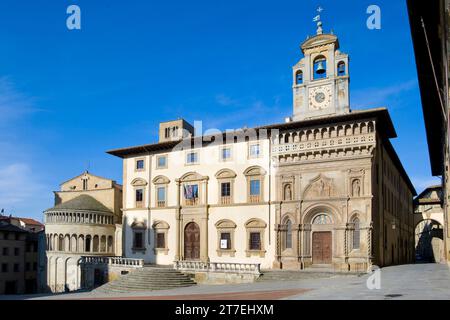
[107,21,416,275]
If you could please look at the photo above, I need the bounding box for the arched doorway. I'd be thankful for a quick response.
[312,214,333,265]
[415,219,444,263]
[184,222,200,260]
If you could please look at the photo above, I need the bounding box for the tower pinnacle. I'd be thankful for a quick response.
[313,6,324,35]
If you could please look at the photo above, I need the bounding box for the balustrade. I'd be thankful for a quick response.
[79,256,144,267]
[174,261,261,275]
[45,211,114,225]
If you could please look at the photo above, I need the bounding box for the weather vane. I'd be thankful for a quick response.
[313,6,324,35]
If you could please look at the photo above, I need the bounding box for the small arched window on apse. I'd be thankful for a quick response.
[285,219,293,249]
[313,55,327,80]
[295,70,303,85]
[352,217,360,250]
[337,61,346,76]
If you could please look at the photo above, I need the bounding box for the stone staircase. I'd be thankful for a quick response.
[93,266,196,293]
[257,268,362,282]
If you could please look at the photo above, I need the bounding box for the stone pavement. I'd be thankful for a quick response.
[2,263,450,300]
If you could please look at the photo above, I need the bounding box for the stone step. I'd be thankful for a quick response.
[119,274,189,279]
[111,280,195,285]
[93,267,196,293]
[99,284,195,291]
[95,284,196,293]
[257,270,360,282]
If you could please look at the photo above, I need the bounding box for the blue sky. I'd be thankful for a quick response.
[0,0,439,222]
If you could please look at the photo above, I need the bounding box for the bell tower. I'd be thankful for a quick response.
[292,9,350,121]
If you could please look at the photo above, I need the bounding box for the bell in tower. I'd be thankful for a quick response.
[291,7,350,121]
[315,60,326,75]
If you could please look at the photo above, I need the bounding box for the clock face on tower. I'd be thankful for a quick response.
[309,86,332,110]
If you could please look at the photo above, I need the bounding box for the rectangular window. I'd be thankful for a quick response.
[157,186,166,207]
[15,247,20,255]
[186,152,198,164]
[249,232,261,250]
[135,189,144,208]
[184,184,199,205]
[2,247,8,256]
[221,182,231,197]
[221,147,231,161]
[250,180,260,196]
[249,144,261,158]
[13,264,19,272]
[157,156,167,168]
[26,262,30,271]
[1,263,8,273]
[249,179,261,203]
[220,182,231,204]
[136,159,145,170]
[133,232,144,249]
[33,262,37,271]
[220,232,231,250]
[156,233,165,249]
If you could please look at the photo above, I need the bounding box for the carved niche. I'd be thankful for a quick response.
[303,174,337,199]
[348,169,365,198]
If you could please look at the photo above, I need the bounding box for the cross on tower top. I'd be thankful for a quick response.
[313,6,324,35]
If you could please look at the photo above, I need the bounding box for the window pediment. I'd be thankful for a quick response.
[153,175,170,185]
[152,220,170,230]
[243,166,266,176]
[179,171,206,182]
[131,220,147,229]
[131,178,148,187]
[245,218,266,229]
[215,169,237,179]
[215,219,237,229]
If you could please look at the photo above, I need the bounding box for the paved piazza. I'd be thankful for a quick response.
[1,264,449,300]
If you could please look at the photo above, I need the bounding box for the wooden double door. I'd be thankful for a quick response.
[312,231,332,264]
[184,222,200,260]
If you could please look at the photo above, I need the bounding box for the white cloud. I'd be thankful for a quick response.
[0,78,49,218]
[0,163,45,207]
[215,94,239,107]
[352,79,418,109]
[0,76,42,127]
[206,94,284,129]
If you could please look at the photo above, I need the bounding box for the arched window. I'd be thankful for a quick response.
[107,236,114,253]
[352,218,360,250]
[313,214,332,225]
[313,56,327,80]
[337,61,346,76]
[58,235,64,251]
[85,235,91,252]
[295,70,303,84]
[285,219,292,249]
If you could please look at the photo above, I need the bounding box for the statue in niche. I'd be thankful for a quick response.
[352,179,361,197]
[284,184,292,200]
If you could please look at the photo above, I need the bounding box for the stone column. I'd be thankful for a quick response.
[175,179,181,261]
[298,223,304,269]
[272,204,282,269]
[202,177,210,263]
[303,224,311,256]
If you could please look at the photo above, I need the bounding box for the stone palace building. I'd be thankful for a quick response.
[107,20,416,274]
